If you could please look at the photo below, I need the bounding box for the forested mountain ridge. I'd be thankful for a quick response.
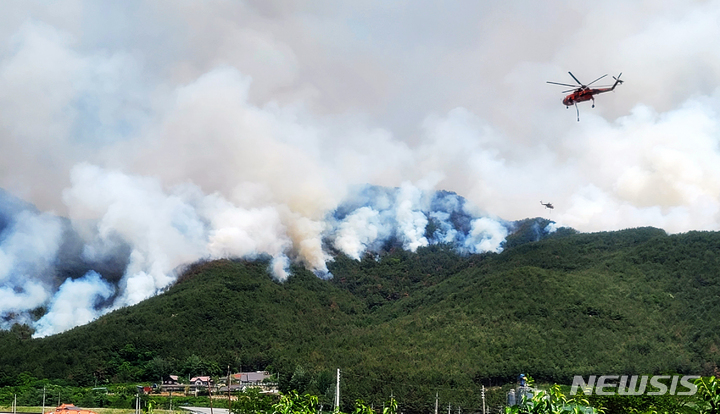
[1,226,720,411]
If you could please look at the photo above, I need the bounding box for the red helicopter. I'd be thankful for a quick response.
[547,72,623,121]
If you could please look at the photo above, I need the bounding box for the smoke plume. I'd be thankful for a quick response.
[0,174,510,336]
[1,1,720,335]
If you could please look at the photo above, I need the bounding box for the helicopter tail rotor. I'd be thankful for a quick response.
[612,73,623,89]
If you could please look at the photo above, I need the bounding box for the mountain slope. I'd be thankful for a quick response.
[2,227,720,411]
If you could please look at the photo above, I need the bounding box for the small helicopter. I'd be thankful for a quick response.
[540,201,554,209]
[547,72,623,121]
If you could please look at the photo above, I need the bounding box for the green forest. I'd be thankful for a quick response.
[1,225,720,413]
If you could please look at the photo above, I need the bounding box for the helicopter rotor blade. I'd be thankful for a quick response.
[547,81,577,87]
[568,71,583,86]
[561,89,577,93]
[587,74,608,86]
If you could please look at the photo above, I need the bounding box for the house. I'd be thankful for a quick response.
[160,375,188,393]
[163,375,180,385]
[136,385,153,395]
[231,371,272,385]
[190,376,212,387]
[219,371,277,394]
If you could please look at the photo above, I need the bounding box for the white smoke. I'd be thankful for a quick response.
[464,217,509,254]
[0,163,509,336]
[395,183,431,251]
[333,207,386,260]
[33,271,114,337]
[329,184,509,259]
[62,163,326,290]
[63,164,210,307]
[0,1,719,336]
[0,208,61,325]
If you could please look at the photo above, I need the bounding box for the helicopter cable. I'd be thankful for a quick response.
[575,103,579,122]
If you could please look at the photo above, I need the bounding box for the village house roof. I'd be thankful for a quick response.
[46,404,98,414]
[190,376,212,384]
[231,371,271,383]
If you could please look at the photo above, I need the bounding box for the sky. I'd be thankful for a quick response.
[1,0,720,336]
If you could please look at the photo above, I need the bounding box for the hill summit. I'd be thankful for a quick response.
[0,182,563,337]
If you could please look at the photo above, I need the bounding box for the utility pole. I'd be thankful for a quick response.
[208,378,214,414]
[335,369,341,413]
[434,392,438,414]
[42,386,46,414]
[447,403,450,414]
[481,386,486,414]
[13,394,16,414]
[227,365,232,413]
